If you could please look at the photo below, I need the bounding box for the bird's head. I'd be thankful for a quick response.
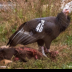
[62,9,70,16]
[62,1,72,16]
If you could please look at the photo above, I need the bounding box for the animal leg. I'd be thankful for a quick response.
[38,46,47,57]
[44,40,52,54]
[37,40,47,57]
[41,46,47,57]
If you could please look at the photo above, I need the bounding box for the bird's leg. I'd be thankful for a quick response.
[38,46,42,52]
[41,46,47,57]
[38,46,47,57]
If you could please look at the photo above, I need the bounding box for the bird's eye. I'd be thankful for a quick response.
[65,9,68,10]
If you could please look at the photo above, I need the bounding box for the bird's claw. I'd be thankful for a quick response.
[43,53,47,57]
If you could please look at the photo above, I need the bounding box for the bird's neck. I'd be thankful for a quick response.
[55,12,70,32]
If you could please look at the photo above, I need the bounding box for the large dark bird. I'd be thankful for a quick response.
[7,8,71,57]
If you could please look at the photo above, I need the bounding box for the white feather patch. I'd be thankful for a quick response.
[63,1,72,13]
[36,20,45,33]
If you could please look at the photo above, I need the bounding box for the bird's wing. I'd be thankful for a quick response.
[7,27,40,46]
[7,17,56,47]
[7,19,45,46]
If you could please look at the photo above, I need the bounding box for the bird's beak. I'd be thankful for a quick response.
[66,9,71,13]
[66,9,71,16]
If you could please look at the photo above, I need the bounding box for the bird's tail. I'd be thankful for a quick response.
[7,22,27,46]
[7,29,22,46]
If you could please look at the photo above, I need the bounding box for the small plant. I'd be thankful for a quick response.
[64,35,72,46]
[62,62,72,69]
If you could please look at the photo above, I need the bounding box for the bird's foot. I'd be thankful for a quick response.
[42,53,47,57]
[44,47,50,54]
[41,46,47,57]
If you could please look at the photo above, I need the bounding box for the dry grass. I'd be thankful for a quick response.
[0,0,72,69]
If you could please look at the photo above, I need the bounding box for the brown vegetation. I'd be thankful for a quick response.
[0,0,72,69]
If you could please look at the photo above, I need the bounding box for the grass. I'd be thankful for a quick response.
[0,0,72,69]
[6,49,72,69]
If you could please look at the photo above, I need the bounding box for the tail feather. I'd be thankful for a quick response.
[7,28,24,46]
[7,22,27,46]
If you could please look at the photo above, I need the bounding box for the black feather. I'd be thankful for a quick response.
[55,12,70,32]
